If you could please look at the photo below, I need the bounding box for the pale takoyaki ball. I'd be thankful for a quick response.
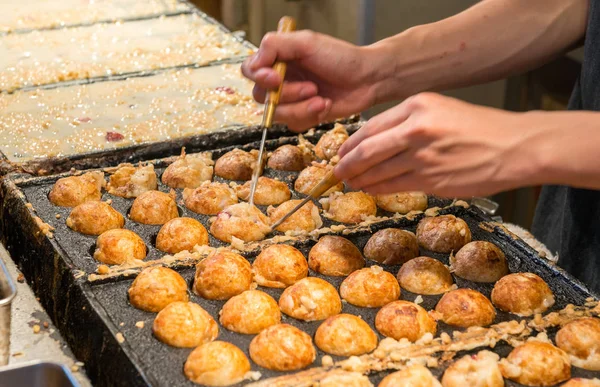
[249,323,316,371]
[107,163,157,198]
[184,341,251,387]
[279,277,342,321]
[210,203,271,243]
[363,228,419,265]
[267,144,314,171]
[441,350,503,387]
[499,341,571,386]
[375,191,428,214]
[129,190,178,225]
[314,123,349,160]
[556,317,600,371]
[323,191,377,224]
[268,200,322,233]
[450,241,508,283]
[128,266,189,312]
[49,171,105,207]
[491,272,555,316]
[234,177,291,206]
[563,379,600,387]
[161,151,213,189]
[375,300,437,342]
[93,229,146,265]
[379,365,442,387]
[308,235,365,276]
[193,251,253,300]
[318,371,373,387]
[156,217,208,254]
[396,257,453,295]
[152,301,218,348]
[294,163,344,196]
[434,289,495,328]
[214,149,258,181]
[315,314,378,357]
[416,215,471,253]
[340,266,400,308]
[183,181,238,216]
[252,244,308,288]
[219,290,281,334]
[66,201,124,235]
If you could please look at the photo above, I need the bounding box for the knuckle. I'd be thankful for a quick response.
[261,32,277,47]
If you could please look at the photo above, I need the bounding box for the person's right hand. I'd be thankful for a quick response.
[242,30,379,132]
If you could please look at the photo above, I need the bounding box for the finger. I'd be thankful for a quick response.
[273,96,333,132]
[361,171,422,196]
[346,151,415,190]
[252,81,318,104]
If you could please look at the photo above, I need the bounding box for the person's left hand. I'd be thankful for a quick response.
[335,92,547,198]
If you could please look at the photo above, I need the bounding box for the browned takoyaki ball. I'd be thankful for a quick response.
[183,181,238,216]
[152,301,218,348]
[278,277,341,322]
[156,217,209,254]
[314,124,349,160]
[161,150,213,189]
[234,177,291,206]
[450,241,509,283]
[499,341,571,386]
[314,314,378,357]
[93,229,146,265]
[252,244,308,288]
[375,191,428,214]
[193,251,253,300]
[323,191,377,224]
[340,266,401,308]
[563,379,600,387]
[249,324,316,371]
[556,317,600,371]
[379,365,442,387]
[416,215,471,253]
[396,257,453,295]
[128,266,189,312]
[308,235,365,276]
[363,228,419,265]
[219,290,281,334]
[434,289,495,328]
[209,203,271,243]
[294,162,344,196]
[267,144,314,171]
[66,201,124,235]
[49,171,105,207]
[268,200,322,233]
[214,149,258,181]
[375,300,437,342]
[129,190,178,225]
[184,341,251,386]
[106,164,157,198]
[491,272,555,316]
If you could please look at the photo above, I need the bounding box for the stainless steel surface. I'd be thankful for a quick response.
[0,361,79,387]
[0,256,16,366]
[471,197,500,215]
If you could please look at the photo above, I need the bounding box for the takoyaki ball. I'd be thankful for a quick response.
[441,350,503,387]
[128,266,189,312]
[375,300,437,342]
[234,177,291,206]
[161,150,214,189]
[249,323,316,371]
[183,181,238,216]
[267,144,314,171]
[294,162,344,196]
[193,251,252,300]
[184,341,250,387]
[416,215,471,253]
[379,365,442,387]
[340,266,400,308]
[323,191,377,224]
[308,235,365,276]
[107,163,157,198]
[563,379,600,387]
[214,149,258,181]
[450,241,508,283]
[314,314,378,357]
[491,272,555,316]
[396,257,453,295]
[219,290,281,334]
[129,190,178,225]
[319,371,373,387]
[156,217,209,254]
[314,123,349,160]
[253,244,308,288]
[499,341,571,386]
[375,191,428,214]
[93,229,146,265]
[152,301,218,348]
[66,201,124,235]
[49,171,105,207]
[209,203,271,243]
[268,200,322,233]
[434,289,495,328]
[363,228,419,265]
[279,277,342,321]
[556,317,600,371]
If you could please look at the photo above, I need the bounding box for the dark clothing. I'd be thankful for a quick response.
[532,0,600,295]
